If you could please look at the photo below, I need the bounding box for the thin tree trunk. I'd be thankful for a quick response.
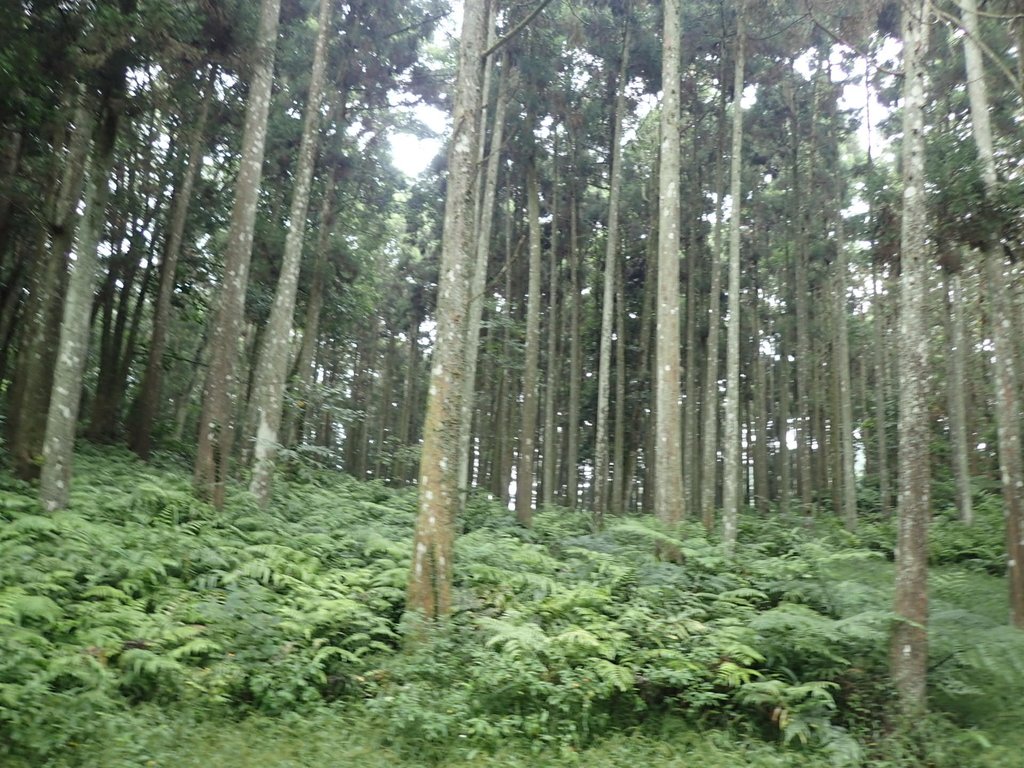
[943,268,974,525]
[654,0,685,537]
[872,261,891,514]
[542,145,560,508]
[7,94,92,480]
[40,93,121,511]
[778,314,792,512]
[613,259,627,513]
[515,160,543,527]
[960,0,1024,628]
[700,78,727,531]
[683,133,701,517]
[129,67,214,459]
[283,172,337,449]
[566,188,582,509]
[194,0,282,508]
[249,0,332,505]
[891,0,932,716]
[458,49,510,504]
[722,4,746,552]
[594,23,631,526]
[752,273,769,515]
[833,184,857,530]
[407,0,488,618]
[789,69,815,516]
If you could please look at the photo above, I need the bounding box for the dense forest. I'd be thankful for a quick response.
[2,0,1024,765]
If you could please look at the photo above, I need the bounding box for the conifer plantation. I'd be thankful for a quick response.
[3,0,1024,765]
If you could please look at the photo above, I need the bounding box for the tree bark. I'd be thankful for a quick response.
[194,0,282,508]
[566,188,582,509]
[515,160,543,527]
[943,268,974,525]
[959,0,1024,628]
[40,95,121,511]
[654,0,686,537]
[613,257,627,513]
[407,0,488,618]
[542,144,560,508]
[833,181,857,530]
[458,48,510,505]
[249,0,332,505]
[700,78,727,531]
[129,67,214,459]
[6,94,91,480]
[722,2,746,553]
[891,0,932,717]
[594,23,630,526]
[872,261,891,514]
[789,69,815,516]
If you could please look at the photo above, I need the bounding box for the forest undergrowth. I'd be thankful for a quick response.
[1,445,1022,767]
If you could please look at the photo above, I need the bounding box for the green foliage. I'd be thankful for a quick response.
[1,446,1019,767]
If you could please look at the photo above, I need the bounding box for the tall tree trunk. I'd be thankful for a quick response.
[752,272,769,515]
[407,0,488,619]
[891,0,932,716]
[654,0,685,536]
[7,95,92,480]
[283,172,337,449]
[613,259,627,512]
[700,79,727,530]
[542,146,560,508]
[789,70,815,516]
[960,0,1024,626]
[40,91,122,511]
[129,67,214,459]
[458,48,510,504]
[833,184,857,530]
[721,4,746,553]
[194,0,282,508]
[683,194,701,516]
[249,0,332,505]
[943,267,973,525]
[515,160,543,527]
[566,188,582,509]
[394,314,420,485]
[872,261,891,514]
[594,23,630,526]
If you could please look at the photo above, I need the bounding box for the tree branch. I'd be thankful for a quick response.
[933,4,1024,101]
[482,0,558,60]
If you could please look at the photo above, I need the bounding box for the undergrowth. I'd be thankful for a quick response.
[1,444,1020,766]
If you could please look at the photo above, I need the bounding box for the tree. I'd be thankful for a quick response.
[594,18,631,526]
[406,0,489,619]
[40,0,138,510]
[721,0,747,552]
[958,0,1024,627]
[653,0,686,533]
[193,0,282,508]
[248,0,333,505]
[515,157,543,527]
[128,67,214,460]
[891,0,933,718]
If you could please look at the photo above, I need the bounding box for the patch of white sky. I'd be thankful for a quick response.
[388,3,462,177]
[390,9,905,241]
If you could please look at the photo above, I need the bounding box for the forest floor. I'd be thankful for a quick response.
[2,445,1022,767]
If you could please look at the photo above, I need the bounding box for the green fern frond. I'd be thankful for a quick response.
[480,616,550,660]
[168,638,223,659]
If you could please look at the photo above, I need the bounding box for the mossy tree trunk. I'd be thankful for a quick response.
[194,0,282,508]
[249,0,332,505]
[407,0,489,619]
[654,0,686,534]
[891,0,933,717]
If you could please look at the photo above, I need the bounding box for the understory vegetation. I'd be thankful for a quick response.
[1,446,1022,767]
